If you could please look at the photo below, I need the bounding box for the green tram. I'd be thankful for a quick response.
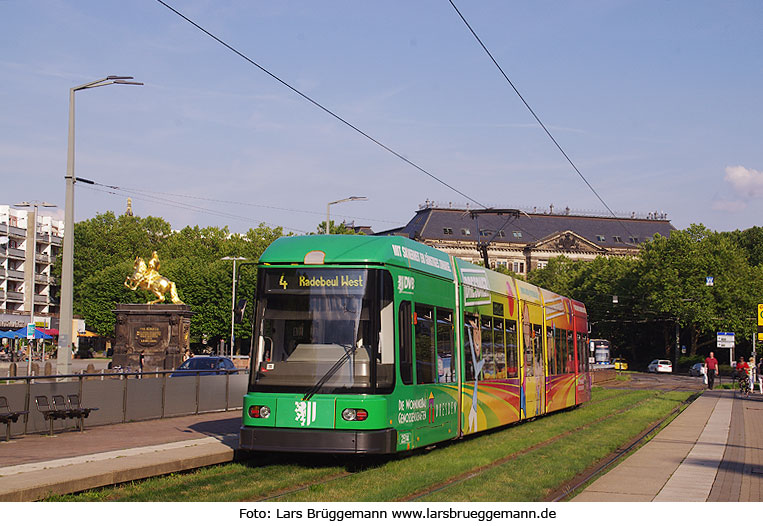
[239,235,590,454]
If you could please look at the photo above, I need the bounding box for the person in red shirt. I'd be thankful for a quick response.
[737,357,750,394]
[705,352,719,390]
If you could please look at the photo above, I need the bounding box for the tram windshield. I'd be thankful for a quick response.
[250,268,395,394]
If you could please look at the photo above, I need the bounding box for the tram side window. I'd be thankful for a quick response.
[398,301,413,385]
[436,308,455,383]
[556,329,566,374]
[567,331,576,373]
[546,325,556,376]
[493,318,506,379]
[522,321,534,377]
[481,317,495,378]
[532,324,543,376]
[505,320,518,379]
[464,315,481,381]
[576,332,587,373]
[415,304,436,384]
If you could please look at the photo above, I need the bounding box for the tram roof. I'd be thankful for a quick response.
[259,236,588,316]
[259,235,456,279]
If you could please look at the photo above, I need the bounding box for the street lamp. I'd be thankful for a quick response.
[325,196,368,234]
[14,201,56,375]
[58,76,143,376]
[221,256,247,357]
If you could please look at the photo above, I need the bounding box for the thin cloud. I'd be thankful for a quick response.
[711,199,748,212]
[724,165,763,198]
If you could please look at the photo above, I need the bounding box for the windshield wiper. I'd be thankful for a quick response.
[302,345,356,401]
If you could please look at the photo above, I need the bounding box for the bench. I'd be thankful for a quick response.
[0,396,29,441]
[35,395,70,436]
[63,394,98,432]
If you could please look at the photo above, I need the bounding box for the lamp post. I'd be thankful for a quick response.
[325,196,367,234]
[221,256,247,357]
[15,201,56,375]
[58,76,142,377]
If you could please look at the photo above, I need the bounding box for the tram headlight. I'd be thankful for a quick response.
[341,408,368,421]
[249,405,271,419]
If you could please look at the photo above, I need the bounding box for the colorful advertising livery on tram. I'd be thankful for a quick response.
[239,235,590,454]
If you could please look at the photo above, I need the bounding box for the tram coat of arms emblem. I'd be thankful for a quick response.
[295,400,317,427]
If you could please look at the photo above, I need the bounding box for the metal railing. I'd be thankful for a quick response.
[0,368,249,439]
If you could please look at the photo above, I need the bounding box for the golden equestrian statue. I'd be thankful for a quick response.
[124,251,183,305]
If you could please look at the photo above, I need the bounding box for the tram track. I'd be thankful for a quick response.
[401,388,687,501]
[546,389,701,502]
[248,388,653,502]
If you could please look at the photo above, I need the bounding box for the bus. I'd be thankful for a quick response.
[239,235,590,454]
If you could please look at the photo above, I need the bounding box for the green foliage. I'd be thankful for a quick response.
[313,220,364,235]
[68,212,284,346]
[528,223,763,365]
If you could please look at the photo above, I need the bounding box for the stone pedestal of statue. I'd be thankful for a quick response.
[111,304,193,371]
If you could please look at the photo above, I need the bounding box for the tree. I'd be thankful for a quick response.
[313,220,363,235]
[68,212,288,349]
[636,225,761,357]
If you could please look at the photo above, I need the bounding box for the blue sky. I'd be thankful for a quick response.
[2,1,762,235]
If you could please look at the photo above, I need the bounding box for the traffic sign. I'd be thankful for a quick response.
[26,322,36,340]
[758,304,763,326]
[717,332,735,348]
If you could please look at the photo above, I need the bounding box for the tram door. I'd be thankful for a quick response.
[520,300,545,419]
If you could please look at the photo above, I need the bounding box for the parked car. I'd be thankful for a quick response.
[170,356,238,377]
[648,359,672,373]
[613,358,628,371]
[688,363,705,377]
[74,348,94,359]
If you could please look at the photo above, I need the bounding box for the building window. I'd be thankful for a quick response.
[596,235,605,242]
[497,230,505,238]
[629,236,639,243]
[613,236,622,243]
[512,231,522,238]
[536,261,547,269]
[479,230,490,237]
[512,261,525,273]
[461,228,471,235]
[443,227,453,235]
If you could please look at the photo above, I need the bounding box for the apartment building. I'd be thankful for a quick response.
[0,205,63,329]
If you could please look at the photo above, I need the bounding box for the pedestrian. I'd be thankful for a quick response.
[705,351,719,390]
[701,363,707,386]
[758,357,763,395]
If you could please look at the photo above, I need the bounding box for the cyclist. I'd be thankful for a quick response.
[737,357,751,397]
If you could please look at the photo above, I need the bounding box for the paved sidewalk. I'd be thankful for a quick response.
[574,389,763,502]
[0,410,241,501]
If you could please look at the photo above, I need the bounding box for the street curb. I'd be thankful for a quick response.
[0,440,235,502]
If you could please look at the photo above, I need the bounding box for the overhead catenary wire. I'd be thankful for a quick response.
[97,183,403,226]
[83,185,309,234]
[155,0,488,209]
[448,0,639,244]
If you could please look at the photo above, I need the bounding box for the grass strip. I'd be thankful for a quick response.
[276,389,663,502]
[422,391,690,501]
[48,456,346,502]
[50,388,675,502]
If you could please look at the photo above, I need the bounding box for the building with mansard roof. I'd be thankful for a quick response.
[376,204,675,276]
